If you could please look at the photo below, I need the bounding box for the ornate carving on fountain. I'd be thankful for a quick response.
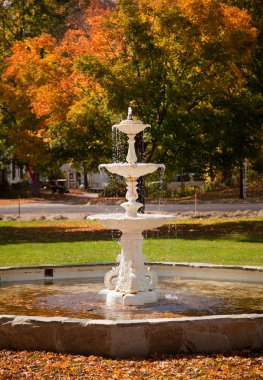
[88,108,174,306]
[104,266,119,290]
[115,234,148,293]
[121,178,142,217]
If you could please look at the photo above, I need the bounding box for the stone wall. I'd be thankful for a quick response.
[0,314,262,358]
[1,263,262,283]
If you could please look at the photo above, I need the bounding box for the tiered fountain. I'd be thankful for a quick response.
[0,109,262,355]
[88,108,174,306]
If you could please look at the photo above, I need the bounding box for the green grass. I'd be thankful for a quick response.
[144,238,263,266]
[0,218,262,267]
[0,241,117,266]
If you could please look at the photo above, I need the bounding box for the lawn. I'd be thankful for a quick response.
[0,217,262,267]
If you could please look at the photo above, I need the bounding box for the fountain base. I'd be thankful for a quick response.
[98,289,159,306]
[88,215,174,306]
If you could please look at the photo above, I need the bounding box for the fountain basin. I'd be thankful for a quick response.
[1,313,262,358]
[99,163,165,179]
[0,263,262,357]
[88,213,174,234]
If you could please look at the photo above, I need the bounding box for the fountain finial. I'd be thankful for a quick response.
[127,106,132,120]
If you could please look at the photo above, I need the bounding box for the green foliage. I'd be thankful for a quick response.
[47,168,67,181]
[78,0,261,181]
[222,1,263,189]
[0,104,13,163]
[49,101,112,172]
[102,175,126,197]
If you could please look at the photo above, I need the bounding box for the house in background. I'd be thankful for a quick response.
[6,162,24,184]
[60,164,108,190]
[86,171,109,191]
[4,161,108,192]
[60,164,81,189]
[167,173,205,194]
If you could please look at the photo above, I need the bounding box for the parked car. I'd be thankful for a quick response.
[47,179,69,194]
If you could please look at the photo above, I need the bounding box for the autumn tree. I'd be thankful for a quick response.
[0,0,91,61]
[0,0,93,188]
[1,0,260,194]
[223,0,263,196]
[2,31,112,186]
[77,0,258,181]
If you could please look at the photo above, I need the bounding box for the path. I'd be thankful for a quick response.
[0,196,262,220]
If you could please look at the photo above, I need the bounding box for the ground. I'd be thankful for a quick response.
[0,350,262,379]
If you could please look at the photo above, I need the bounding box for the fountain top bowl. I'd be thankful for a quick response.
[113,118,150,136]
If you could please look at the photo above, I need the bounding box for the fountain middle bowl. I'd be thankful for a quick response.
[88,213,175,234]
[99,163,165,178]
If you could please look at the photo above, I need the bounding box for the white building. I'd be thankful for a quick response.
[60,164,108,190]
[6,162,24,184]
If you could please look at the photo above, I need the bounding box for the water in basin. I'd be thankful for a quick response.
[0,278,262,320]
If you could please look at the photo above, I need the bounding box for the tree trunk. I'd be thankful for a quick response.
[135,131,145,213]
[31,172,39,197]
[82,167,88,191]
[0,169,9,191]
[239,161,247,200]
[137,176,145,213]
[180,173,185,193]
[222,167,233,185]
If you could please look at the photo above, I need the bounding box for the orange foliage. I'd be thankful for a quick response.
[4,0,257,120]
[177,0,257,50]
[4,32,92,125]
[1,0,258,153]
[85,7,123,59]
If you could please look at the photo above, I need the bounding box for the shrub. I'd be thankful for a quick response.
[102,176,126,197]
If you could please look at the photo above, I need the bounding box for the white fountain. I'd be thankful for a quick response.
[88,108,174,306]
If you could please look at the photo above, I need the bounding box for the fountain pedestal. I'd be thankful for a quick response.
[99,289,159,306]
[88,109,174,306]
[98,233,158,306]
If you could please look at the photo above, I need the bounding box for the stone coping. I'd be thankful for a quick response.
[0,312,262,325]
[0,313,262,357]
[1,262,262,285]
[0,262,114,271]
[0,262,262,272]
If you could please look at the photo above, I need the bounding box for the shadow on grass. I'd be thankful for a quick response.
[0,220,262,245]
[0,226,117,244]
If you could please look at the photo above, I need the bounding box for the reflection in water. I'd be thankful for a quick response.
[0,278,262,320]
